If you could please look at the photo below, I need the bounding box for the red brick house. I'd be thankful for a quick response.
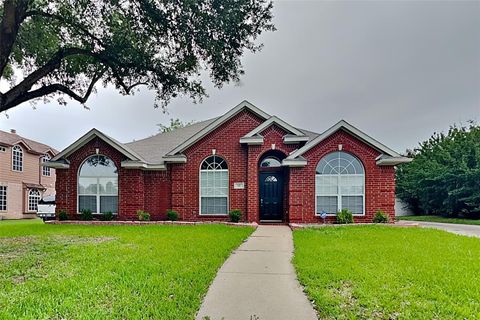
[47,101,411,223]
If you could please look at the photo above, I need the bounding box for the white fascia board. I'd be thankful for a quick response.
[287,120,401,160]
[166,100,270,155]
[283,135,309,144]
[121,161,167,171]
[43,161,70,169]
[282,158,308,167]
[376,157,413,166]
[239,136,264,145]
[162,155,187,163]
[243,116,305,138]
[52,128,143,162]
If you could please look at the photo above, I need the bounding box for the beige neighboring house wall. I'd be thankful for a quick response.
[0,129,57,219]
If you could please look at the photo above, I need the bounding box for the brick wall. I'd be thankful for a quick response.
[288,130,396,223]
[55,137,170,220]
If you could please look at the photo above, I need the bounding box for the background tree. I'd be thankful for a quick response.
[0,0,275,113]
[157,118,195,133]
[396,122,480,218]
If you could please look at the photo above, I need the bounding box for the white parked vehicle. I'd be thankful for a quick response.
[37,195,56,221]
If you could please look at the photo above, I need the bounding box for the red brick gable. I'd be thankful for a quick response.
[289,129,395,223]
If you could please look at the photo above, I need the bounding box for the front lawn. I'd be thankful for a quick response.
[398,215,480,225]
[0,220,253,319]
[293,225,480,319]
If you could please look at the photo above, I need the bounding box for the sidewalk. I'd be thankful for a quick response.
[196,226,317,320]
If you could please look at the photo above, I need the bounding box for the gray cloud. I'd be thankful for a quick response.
[1,0,479,153]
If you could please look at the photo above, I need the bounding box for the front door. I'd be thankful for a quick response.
[259,172,283,221]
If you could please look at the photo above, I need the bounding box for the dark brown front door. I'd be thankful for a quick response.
[259,172,283,221]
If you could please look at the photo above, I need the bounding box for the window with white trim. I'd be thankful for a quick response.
[42,154,51,176]
[78,155,118,214]
[12,145,23,171]
[315,151,365,215]
[200,155,228,215]
[28,189,41,212]
[0,146,6,152]
[0,186,6,211]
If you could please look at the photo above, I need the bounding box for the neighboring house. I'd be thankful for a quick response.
[47,101,411,223]
[0,129,57,219]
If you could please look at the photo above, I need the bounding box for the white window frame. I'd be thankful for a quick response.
[0,146,6,152]
[0,185,7,211]
[315,152,365,216]
[12,145,23,172]
[77,155,118,214]
[28,189,41,212]
[199,156,229,215]
[42,154,51,176]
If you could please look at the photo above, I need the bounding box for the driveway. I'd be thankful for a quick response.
[404,221,480,238]
[196,225,317,320]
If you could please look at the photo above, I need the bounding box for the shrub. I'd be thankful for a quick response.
[166,209,178,221]
[58,210,68,221]
[100,211,115,221]
[229,209,242,223]
[137,210,150,221]
[373,210,390,223]
[336,208,353,224]
[79,209,93,221]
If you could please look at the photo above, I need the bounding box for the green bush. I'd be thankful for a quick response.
[229,209,242,223]
[137,210,150,221]
[58,210,68,221]
[373,210,390,223]
[166,209,178,221]
[100,211,115,221]
[79,209,93,221]
[396,122,480,218]
[336,208,353,224]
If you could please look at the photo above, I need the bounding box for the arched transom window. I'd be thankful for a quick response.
[315,151,365,215]
[200,155,228,215]
[260,156,282,168]
[12,145,23,171]
[28,189,41,212]
[78,155,118,214]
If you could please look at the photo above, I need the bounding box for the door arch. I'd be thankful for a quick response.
[258,151,286,222]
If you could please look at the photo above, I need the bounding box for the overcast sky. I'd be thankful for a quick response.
[1,0,479,153]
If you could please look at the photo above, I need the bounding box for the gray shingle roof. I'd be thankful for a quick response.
[0,130,58,155]
[124,117,319,164]
[125,117,219,164]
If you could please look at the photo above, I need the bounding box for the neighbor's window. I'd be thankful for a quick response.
[28,189,41,212]
[0,186,6,211]
[315,151,365,215]
[12,145,23,171]
[42,154,51,176]
[200,155,228,215]
[78,155,118,214]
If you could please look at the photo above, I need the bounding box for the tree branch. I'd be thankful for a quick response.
[0,0,30,78]
[1,69,104,112]
[25,10,104,45]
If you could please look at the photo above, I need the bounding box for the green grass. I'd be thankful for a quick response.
[398,215,480,225]
[293,225,480,319]
[0,219,253,319]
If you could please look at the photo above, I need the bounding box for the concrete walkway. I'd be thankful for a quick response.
[196,226,317,320]
[414,221,480,238]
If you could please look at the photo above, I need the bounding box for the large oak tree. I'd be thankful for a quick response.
[0,0,274,112]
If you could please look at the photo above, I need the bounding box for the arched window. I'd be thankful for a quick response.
[28,189,41,212]
[260,156,282,168]
[315,151,365,215]
[42,154,51,176]
[78,155,118,214]
[12,145,23,171]
[200,155,228,215]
